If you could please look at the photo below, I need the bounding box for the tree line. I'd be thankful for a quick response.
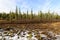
[0,7,60,22]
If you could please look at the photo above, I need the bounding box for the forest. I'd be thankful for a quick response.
[0,7,60,23]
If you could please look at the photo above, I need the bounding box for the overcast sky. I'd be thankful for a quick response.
[0,0,60,14]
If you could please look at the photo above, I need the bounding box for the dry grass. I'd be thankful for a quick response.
[0,22,60,34]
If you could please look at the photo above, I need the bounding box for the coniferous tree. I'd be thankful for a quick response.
[30,9,33,19]
[19,8,22,20]
[26,10,29,19]
[15,6,18,20]
[6,14,10,20]
[22,12,26,19]
[9,11,12,21]
[0,6,60,22]
[39,11,43,20]
[0,13,2,20]
[55,13,59,19]
[2,12,7,20]
[51,12,54,21]
[37,11,40,20]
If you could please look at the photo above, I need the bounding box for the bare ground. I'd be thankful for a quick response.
[0,22,60,34]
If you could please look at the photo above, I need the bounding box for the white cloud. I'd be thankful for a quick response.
[0,0,19,13]
[0,0,30,13]
[0,0,59,14]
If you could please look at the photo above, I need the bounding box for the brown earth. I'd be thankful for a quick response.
[0,22,60,34]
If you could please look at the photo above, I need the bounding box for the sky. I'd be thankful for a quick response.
[0,0,60,14]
